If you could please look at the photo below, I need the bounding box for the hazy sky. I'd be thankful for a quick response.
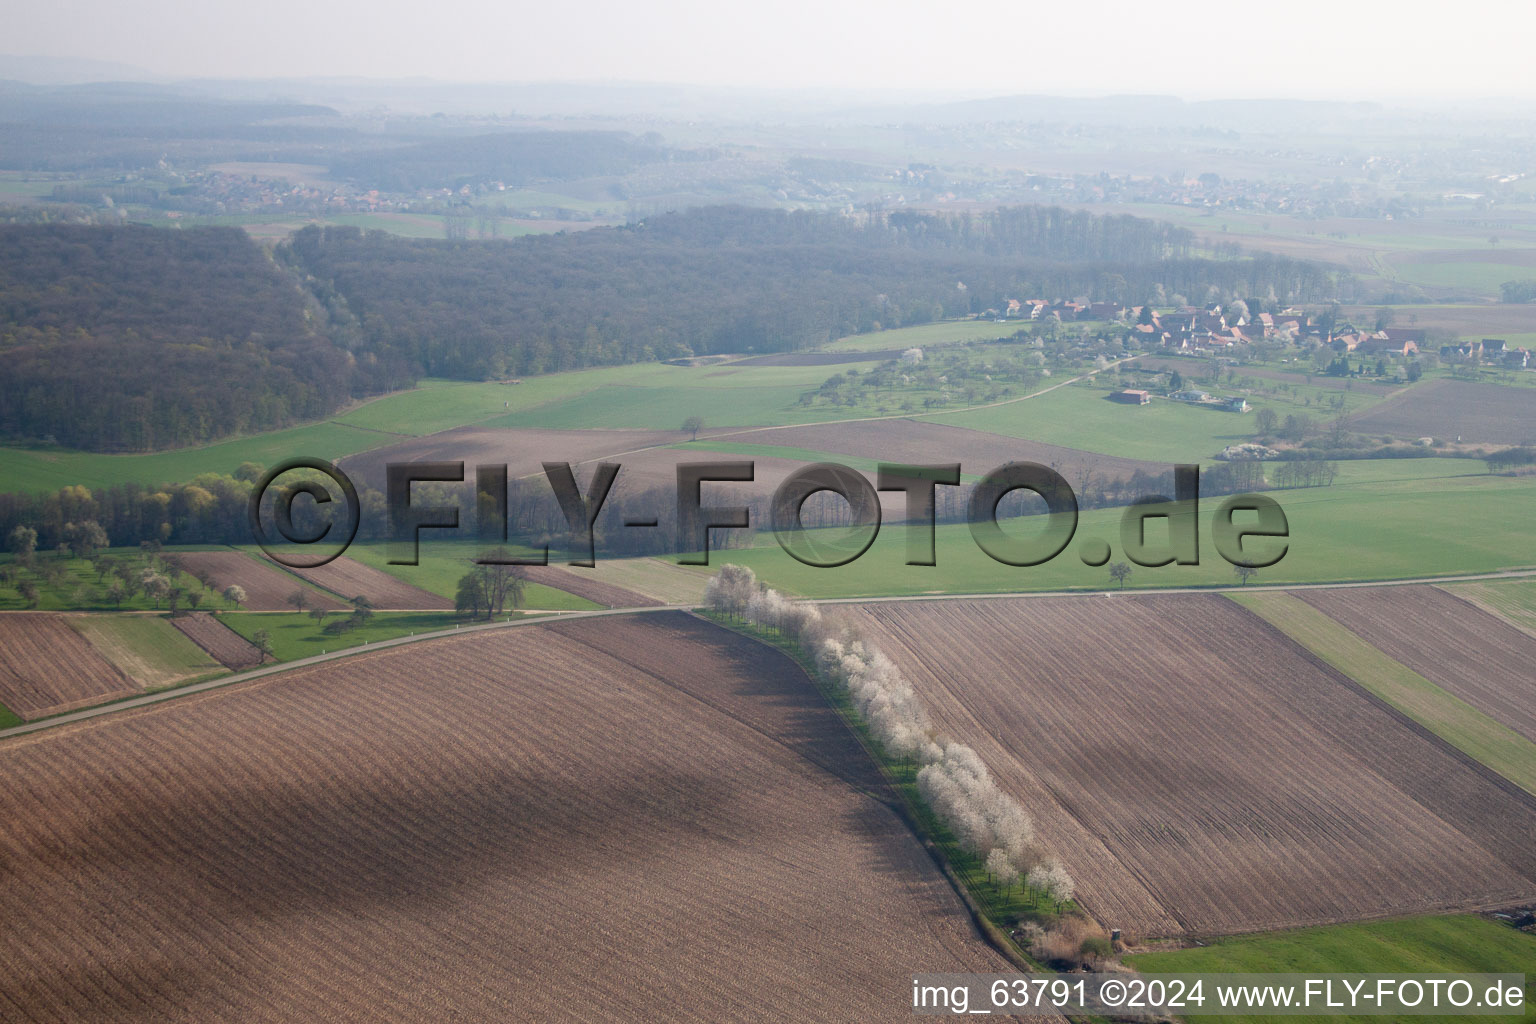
[10,0,1536,100]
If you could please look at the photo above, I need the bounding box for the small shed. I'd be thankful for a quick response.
[1111,389,1151,405]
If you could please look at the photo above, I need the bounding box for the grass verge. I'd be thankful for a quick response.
[1129,914,1536,1024]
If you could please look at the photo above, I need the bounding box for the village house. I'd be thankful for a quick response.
[1355,335,1418,358]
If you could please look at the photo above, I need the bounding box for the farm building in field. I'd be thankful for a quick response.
[1170,389,1212,403]
[1111,389,1152,405]
[1223,397,1250,413]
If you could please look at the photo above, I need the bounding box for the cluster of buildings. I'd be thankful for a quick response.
[1439,338,1531,369]
[989,298,1532,371]
[1110,387,1249,413]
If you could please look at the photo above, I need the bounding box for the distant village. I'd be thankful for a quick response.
[982,297,1532,370]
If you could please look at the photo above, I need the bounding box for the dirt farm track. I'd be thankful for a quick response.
[840,595,1536,937]
[0,612,1005,1023]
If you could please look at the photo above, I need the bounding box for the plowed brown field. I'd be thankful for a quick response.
[277,555,452,609]
[1298,585,1536,744]
[520,564,662,607]
[729,419,1165,485]
[0,613,1006,1022]
[175,551,348,612]
[1345,378,1536,444]
[0,614,138,720]
[170,612,263,670]
[840,595,1536,938]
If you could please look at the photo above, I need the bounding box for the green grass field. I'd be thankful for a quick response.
[338,361,889,435]
[336,541,604,611]
[0,420,399,494]
[1129,915,1536,1024]
[71,614,225,690]
[1229,591,1536,795]
[689,468,1536,598]
[221,610,480,662]
[1386,258,1536,297]
[474,188,614,214]
[933,381,1384,464]
[0,360,892,494]
[826,320,1032,352]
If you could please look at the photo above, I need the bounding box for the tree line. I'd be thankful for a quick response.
[703,564,1080,916]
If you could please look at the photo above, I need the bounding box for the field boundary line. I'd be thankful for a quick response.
[693,610,1045,979]
[10,566,1534,739]
[0,606,675,742]
[797,566,1536,605]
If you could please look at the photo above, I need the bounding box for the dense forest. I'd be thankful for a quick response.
[282,205,1344,382]
[0,224,350,449]
[0,206,1350,451]
[327,130,686,192]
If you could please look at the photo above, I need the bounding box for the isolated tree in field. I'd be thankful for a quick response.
[681,415,704,441]
[105,580,126,609]
[252,629,274,664]
[222,584,247,610]
[455,556,527,620]
[1282,413,1314,442]
[455,570,487,620]
[309,606,329,625]
[7,525,37,567]
[349,595,374,625]
[167,587,182,616]
[60,520,109,561]
[1167,370,1183,392]
[289,589,309,614]
[142,572,170,609]
[185,590,201,611]
[1253,407,1278,438]
[1108,562,1132,589]
[1234,565,1258,586]
[17,578,40,608]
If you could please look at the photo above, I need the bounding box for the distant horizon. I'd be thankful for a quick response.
[5,55,1535,113]
[5,0,1536,104]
